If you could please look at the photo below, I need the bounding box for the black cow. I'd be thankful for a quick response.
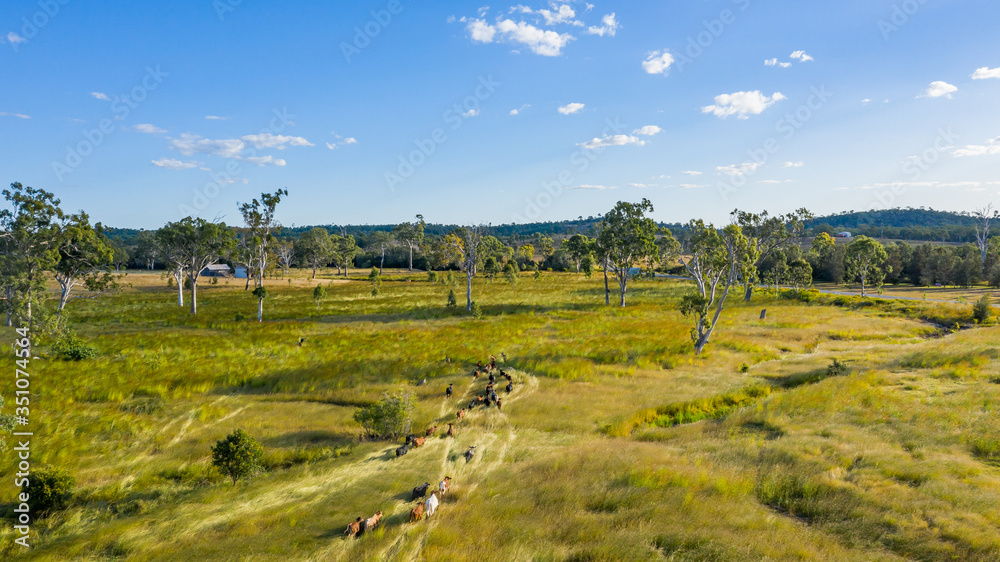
[446,384,453,398]
[405,434,418,446]
[506,382,513,393]
[412,482,431,501]
[396,444,409,457]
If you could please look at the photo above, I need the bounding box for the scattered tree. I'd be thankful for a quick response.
[53,213,119,311]
[393,214,426,271]
[211,429,265,485]
[596,199,662,307]
[445,226,484,311]
[353,391,415,440]
[844,236,890,297]
[296,227,333,279]
[368,230,393,274]
[156,217,236,315]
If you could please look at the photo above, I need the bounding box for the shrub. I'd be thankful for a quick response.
[211,429,265,485]
[353,391,415,440]
[471,301,483,319]
[427,271,438,283]
[739,363,750,373]
[446,290,457,308]
[23,467,75,517]
[827,358,850,377]
[312,284,327,308]
[183,277,192,290]
[973,295,993,324]
[52,334,98,361]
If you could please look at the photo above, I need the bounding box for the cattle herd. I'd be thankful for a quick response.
[344,354,513,540]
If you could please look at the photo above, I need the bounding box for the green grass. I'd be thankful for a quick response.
[0,270,998,560]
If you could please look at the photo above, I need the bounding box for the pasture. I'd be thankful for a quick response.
[1,269,999,560]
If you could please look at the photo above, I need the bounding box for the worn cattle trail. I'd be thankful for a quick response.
[316,368,536,562]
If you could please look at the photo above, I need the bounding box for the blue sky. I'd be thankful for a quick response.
[2,0,999,229]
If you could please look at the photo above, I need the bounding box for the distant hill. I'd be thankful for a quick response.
[102,208,989,246]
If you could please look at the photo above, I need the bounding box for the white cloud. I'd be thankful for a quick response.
[920,81,958,99]
[558,102,585,115]
[578,134,645,150]
[151,157,199,170]
[326,134,358,149]
[642,50,674,75]
[702,91,786,119]
[462,108,480,117]
[90,92,110,101]
[716,162,762,176]
[467,18,497,42]
[757,179,791,184]
[972,67,1000,80]
[509,103,530,115]
[571,184,616,190]
[764,58,778,66]
[538,4,580,25]
[134,123,166,134]
[244,155,287,166]
[343,137,357,144]
[204,115,227,120]
[861,98,871,104]
[678,183,707,189]
[782,161,804,168]
[587,13,619,37]
[5,32,26,44]
[953,136,1000,157]
[467,18,573,56]
[0,112,30,119]
[779,62,792,68]
[681,170,702,176]
[790,50,814,62]
[241,133,314,149]
[170,134,245,158]
[628,182,654,188]
[633,125,662,136]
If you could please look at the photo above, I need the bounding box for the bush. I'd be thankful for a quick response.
[23,467,75,517]
[353,391,415,440]
[427,271,438,283]
[211,429,265,485]
[447,289,457,308]
[52,334,98,361]
[471,301,483,319]
[312,284,327,308]
[827,358,850,377]
[973,295,993,323]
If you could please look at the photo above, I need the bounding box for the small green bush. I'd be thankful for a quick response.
[471,301,483,319]
[447,290,457,308]
[23,467,75,517]
[427,271,438,283]
[973,295,993,324]
[211,429,265,485]
[52,334,98,361]
[827,358,850,377]
[353,391,415,440]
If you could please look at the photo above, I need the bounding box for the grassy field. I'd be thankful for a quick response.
[1,269,999,560]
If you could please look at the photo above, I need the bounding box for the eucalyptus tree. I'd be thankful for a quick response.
[156,217,236,315]
[237,189,287,289]
[0,183,64,324]
[845,236,890,297]
[680,220,757,355]
[53,212,119,311]
[562,234,593,273]
[973,204,998,269]
[332,234,359,277]
[368,230,393,274]
[445,225,483,311]
[731,208,812,301]
[393,214,425,270]
[296,227,333,279]
[595,199,663,307]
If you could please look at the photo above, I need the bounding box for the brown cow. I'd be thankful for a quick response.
[409,502,424,522]
[425,425,438,436]
[344,517,362,537]
[457,409,465,420]
[473,370,480,380]
[446,423,454,437]
[412,436,425,447]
